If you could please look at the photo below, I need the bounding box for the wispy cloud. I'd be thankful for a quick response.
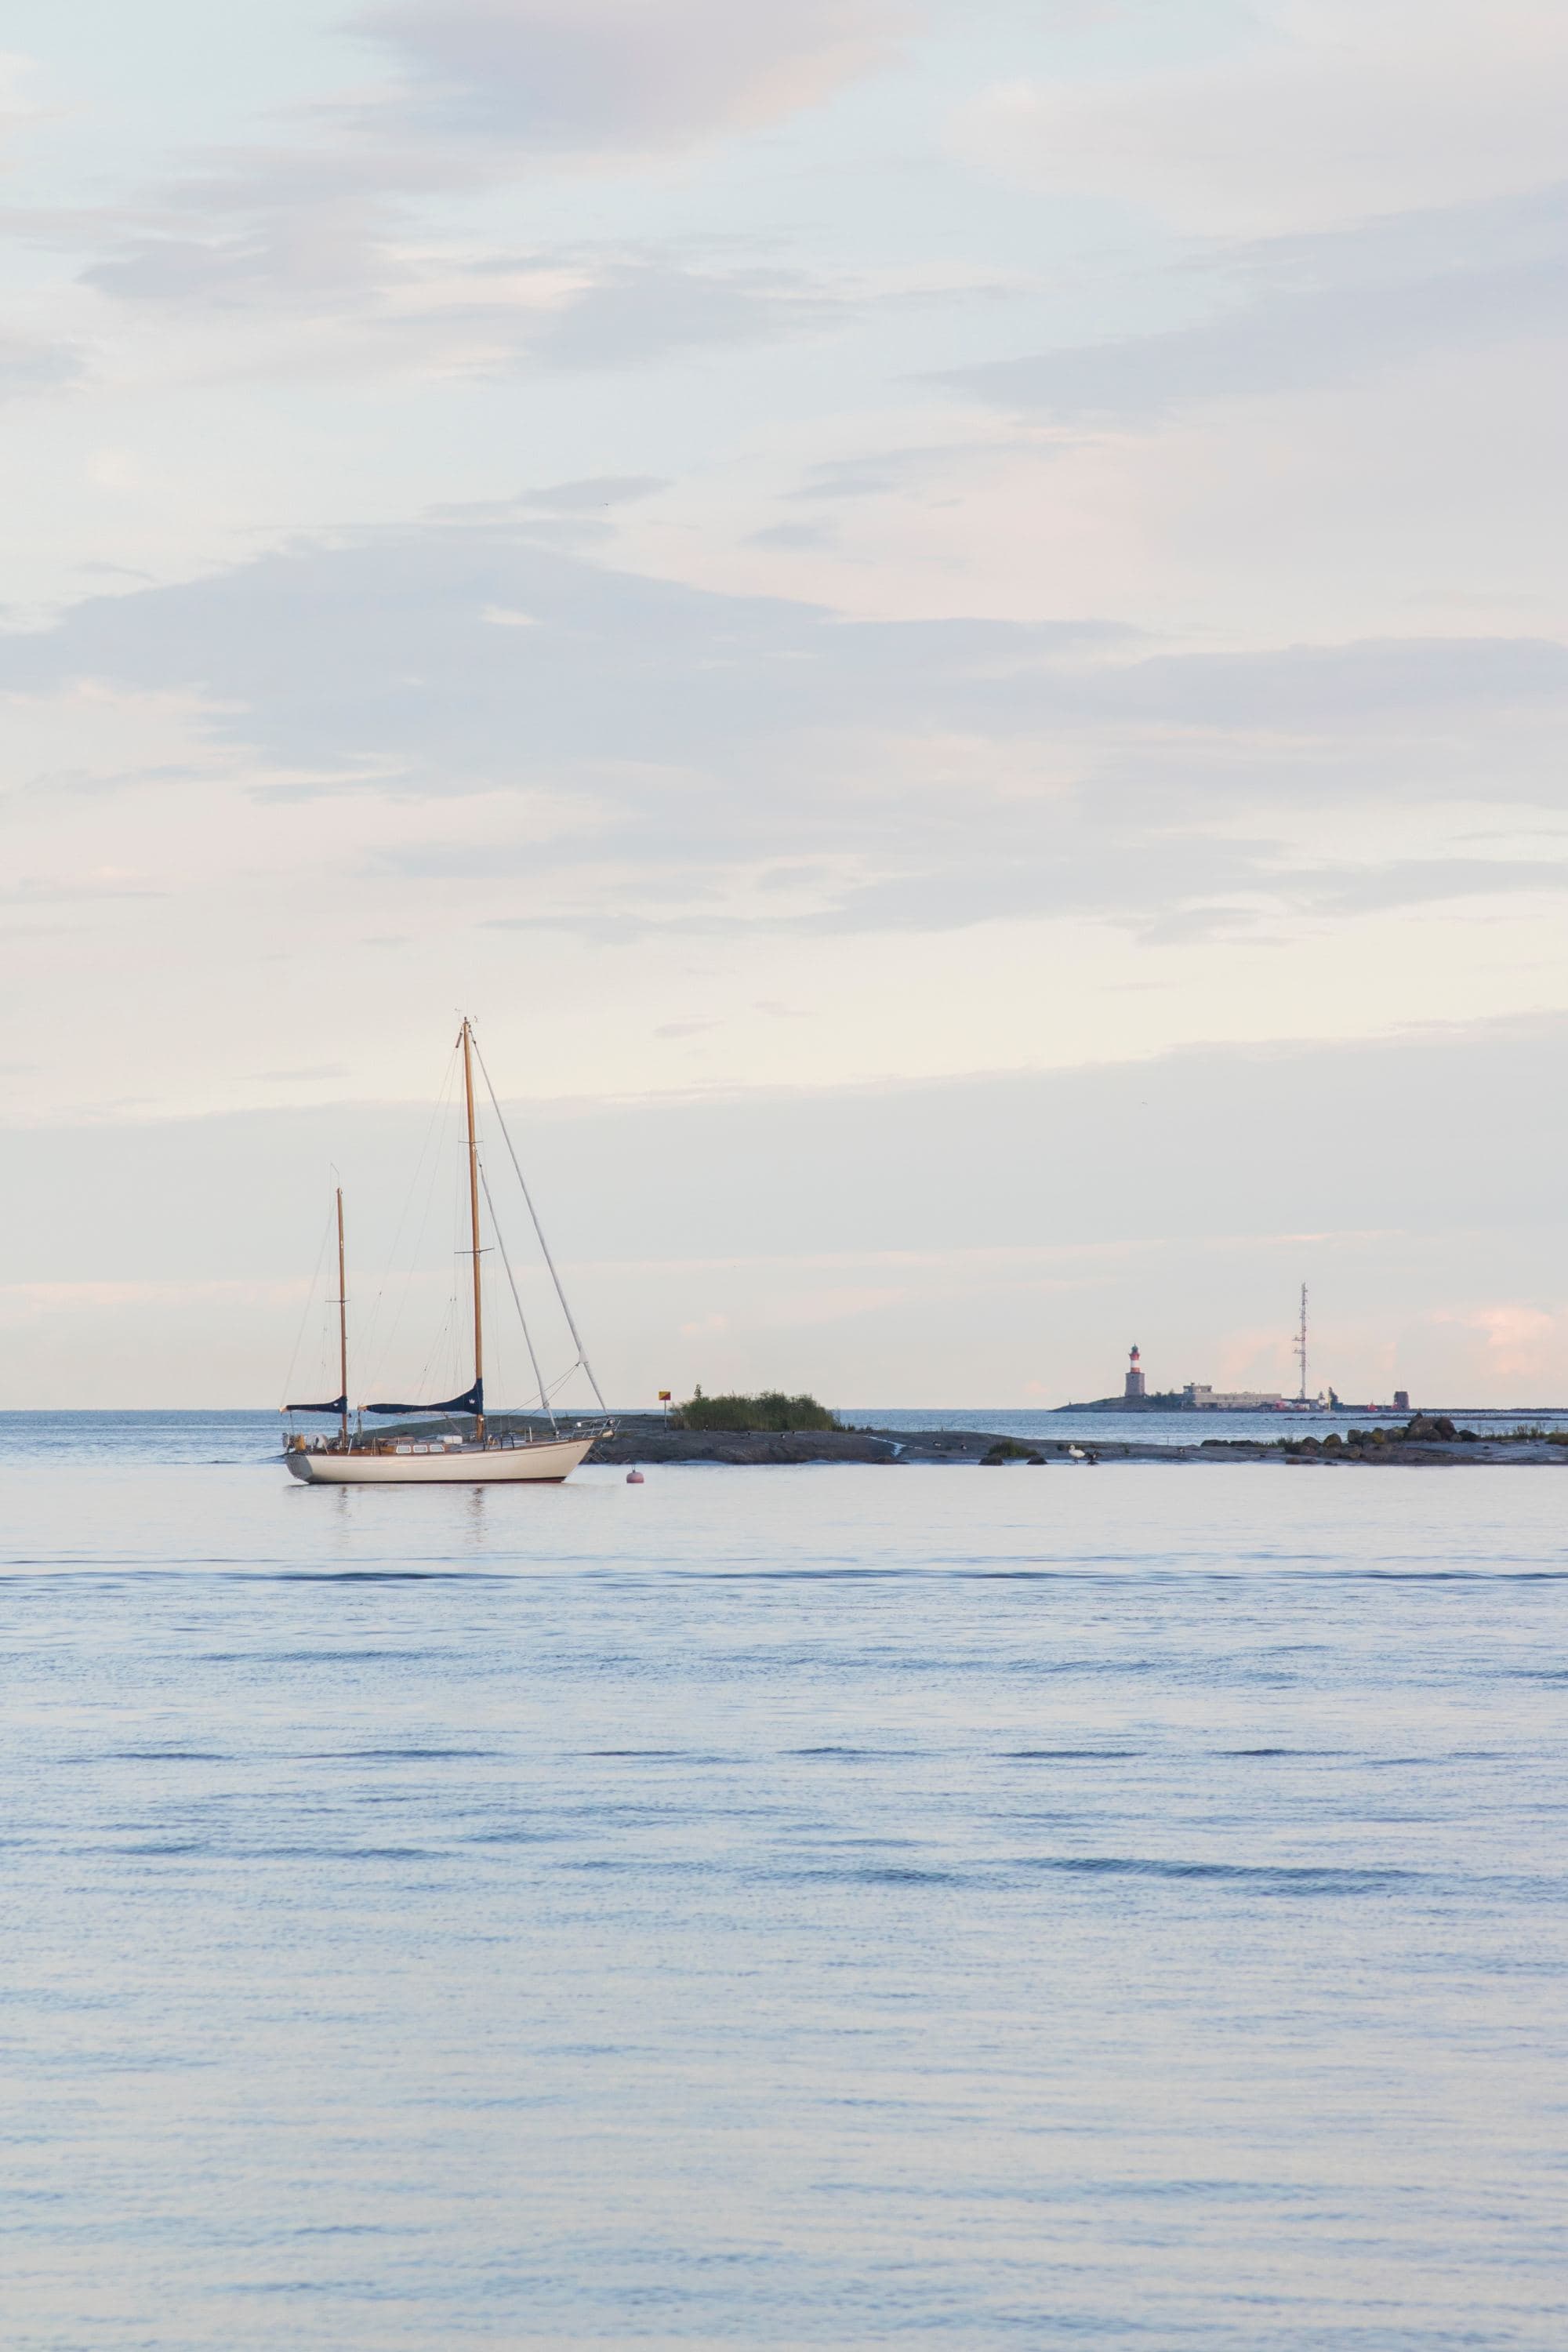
[958,1,1568,236]
[36,0,911,372]
[4,504,1564,950]
[0,328,79,398]
[353,0,912,157]
[949,248,1568,420]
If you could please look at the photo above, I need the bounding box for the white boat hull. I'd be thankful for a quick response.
[286,1436,594,1485]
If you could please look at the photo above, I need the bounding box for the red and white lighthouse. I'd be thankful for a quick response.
[1124,1345,1146,1401]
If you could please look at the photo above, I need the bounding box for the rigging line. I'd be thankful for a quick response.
[280,1197,338,1410]
[479,1162,557,1431]
[359,1051,458,1392]
[361,1053,460,1399]
[411,1292,459,1417]
[471,1033,607,1412]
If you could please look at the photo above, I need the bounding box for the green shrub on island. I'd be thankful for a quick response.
[677,1386,838,1432]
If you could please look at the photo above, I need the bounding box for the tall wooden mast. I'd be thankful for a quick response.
[335,1187,349,1448]
[460,1018,485,1442]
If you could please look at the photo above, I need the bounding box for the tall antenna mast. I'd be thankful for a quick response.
[1295,1282,1308,1405]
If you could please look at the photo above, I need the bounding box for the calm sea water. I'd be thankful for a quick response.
[2,1413,1564,2350]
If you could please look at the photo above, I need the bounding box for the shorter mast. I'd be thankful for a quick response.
[336,1187,349,1447]
[460,1018,485,1443]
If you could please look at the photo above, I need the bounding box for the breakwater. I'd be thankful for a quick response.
[589,1414,1568,1468]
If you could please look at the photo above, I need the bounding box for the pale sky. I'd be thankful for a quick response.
[2,1,1566,1407]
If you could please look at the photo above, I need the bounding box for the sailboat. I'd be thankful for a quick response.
[282,1018,609,1485]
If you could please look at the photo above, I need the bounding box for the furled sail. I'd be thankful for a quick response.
[364,1380,483,1419]
[285,1393,347,1416]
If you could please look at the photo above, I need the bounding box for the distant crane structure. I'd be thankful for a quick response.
[1294,1283,1309,1405]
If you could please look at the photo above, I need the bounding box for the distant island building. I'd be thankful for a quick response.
[1181,1383,1290,1410]
[1064,1345,1293,1412]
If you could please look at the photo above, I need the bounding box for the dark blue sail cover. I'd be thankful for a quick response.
[364,1380,483,1419]
[285,1394,347,1416]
